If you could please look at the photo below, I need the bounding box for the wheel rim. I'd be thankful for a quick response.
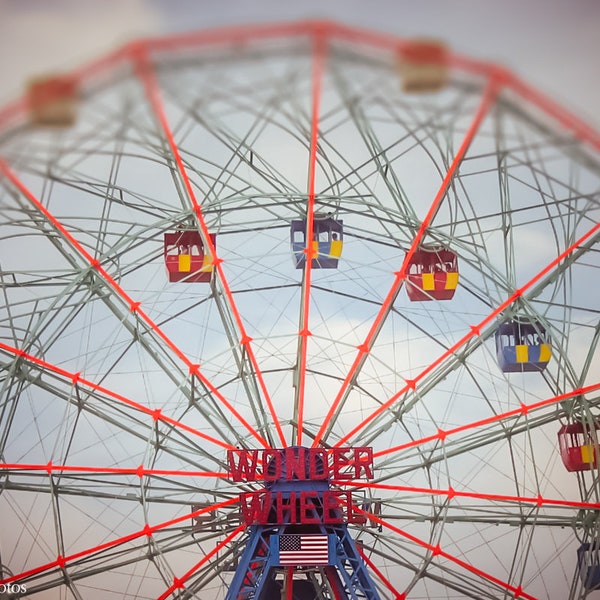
[0,21,599,600]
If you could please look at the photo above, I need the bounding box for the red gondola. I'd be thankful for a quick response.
[558,422,599,472]
[399,39,448,94]
[164,230,216,283]
[28,74,78,127]
[405,246,458,301]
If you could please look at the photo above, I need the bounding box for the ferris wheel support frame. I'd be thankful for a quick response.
[0,18,599,600]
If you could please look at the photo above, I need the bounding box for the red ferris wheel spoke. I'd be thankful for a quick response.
[295,27,328,447]
[0,159,269,449]
[342,481,600,512]
[133,44,285,449]
[373,382,600,459]
[0,463,228,479]
[157,524,245,600]
[356,545,404,600]
[312,73,501,448]
[355,508,538,600]
[0,498,238,586]
[0,340,234,451]
[335,218,600,448]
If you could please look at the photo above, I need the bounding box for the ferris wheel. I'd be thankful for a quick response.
[1,19,600,600]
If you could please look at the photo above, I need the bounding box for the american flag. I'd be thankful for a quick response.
[278,534,330,566]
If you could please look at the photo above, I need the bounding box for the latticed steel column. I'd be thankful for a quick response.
[225,523,381,600]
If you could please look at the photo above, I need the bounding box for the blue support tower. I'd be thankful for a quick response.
[225,447,382,600]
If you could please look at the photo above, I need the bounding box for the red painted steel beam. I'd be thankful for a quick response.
[0,43,135,129]
[325,566,347,600]
[134,44,285,448]
[335,219,600,448]
[2,20,600,157]
[0,158,269,448]
[502,68,600,153]
[157,524,245,600]
[0,340,234,451]
[372,382,600,459]
[313,74,501,448]
[285,566,294,600]
[143,20,317,55]
[296,28,327,447]
[0,463,228,479]
[140,20,600,154]
[0,498,239,586]
[0,97,26,129]
[341,481,600,512]
[355,507,538,600]
[356,545,405,599]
